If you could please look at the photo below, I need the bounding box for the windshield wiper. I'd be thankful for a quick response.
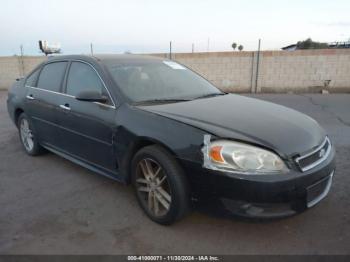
[135,98,191,104]
[193,92,227,100]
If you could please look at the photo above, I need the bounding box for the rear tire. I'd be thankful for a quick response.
[18,113,45,156]
[131,145,191,225]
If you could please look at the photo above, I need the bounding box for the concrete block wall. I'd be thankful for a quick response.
[258,49,350,93]
[0,56,46,90]
[1,50,350,92]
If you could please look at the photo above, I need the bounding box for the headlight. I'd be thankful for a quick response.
[202,135,287,174]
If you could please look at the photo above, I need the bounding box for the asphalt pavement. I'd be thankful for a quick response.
[0,91,349,254]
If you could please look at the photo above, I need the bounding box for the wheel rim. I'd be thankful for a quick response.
[136,158,172,217]
[20,118,34,152]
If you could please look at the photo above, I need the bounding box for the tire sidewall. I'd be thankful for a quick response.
[18,113,40,155]
[131,146,189,225]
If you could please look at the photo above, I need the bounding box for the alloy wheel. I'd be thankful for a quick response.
[20,118,34,152]
[135,158,172,217]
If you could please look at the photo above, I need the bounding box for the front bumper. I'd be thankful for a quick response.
[218,171,333,218]
[181,147,336,218]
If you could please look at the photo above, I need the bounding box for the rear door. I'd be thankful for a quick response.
[25,61,68,147]
[56,61,117,172]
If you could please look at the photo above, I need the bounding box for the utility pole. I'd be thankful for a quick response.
[192,43,194,53]
[90,43,94,56]
[19,44,25,77]
[255,39,261,93]
[207,38,210,52]
[169,41,172,60]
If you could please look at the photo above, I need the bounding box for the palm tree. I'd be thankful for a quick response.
[238,45,244,51]
[232,42,237,51]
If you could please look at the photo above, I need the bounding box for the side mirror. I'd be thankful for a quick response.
[75,90,108,103]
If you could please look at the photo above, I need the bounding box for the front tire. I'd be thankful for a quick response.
[18,113,45,156]
[131,145,191,225]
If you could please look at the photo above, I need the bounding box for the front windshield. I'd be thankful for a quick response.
[104,59,222,102]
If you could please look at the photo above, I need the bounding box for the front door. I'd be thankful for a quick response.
[56,61,117,172]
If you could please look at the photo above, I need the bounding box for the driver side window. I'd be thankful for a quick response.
[66,62,111,104]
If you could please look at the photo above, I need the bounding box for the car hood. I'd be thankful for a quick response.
[137,94,325,157]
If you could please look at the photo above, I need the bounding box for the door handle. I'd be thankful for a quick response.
[59,104,71,111]
[26,94,35,100]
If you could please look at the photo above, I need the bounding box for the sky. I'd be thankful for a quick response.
[0,0,350,56]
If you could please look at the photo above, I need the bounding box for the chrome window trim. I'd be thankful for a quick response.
[26,85,116,109]
[295,137,331,172]
[26,85,74,98]
[93,102,116,109]
[307,171,334,208]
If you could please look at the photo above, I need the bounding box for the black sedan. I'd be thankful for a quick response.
[7,55,335,224]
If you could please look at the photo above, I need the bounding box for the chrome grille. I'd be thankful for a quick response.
[295,137,331,172]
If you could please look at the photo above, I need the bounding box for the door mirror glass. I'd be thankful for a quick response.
[75,90,108,103]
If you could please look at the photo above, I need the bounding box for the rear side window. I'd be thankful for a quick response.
[37,62,68,92]
[25,68,41,87]
[66,62,104,97]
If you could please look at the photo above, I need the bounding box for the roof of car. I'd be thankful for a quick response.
[47,54,165,63]
[95,54,164,62]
